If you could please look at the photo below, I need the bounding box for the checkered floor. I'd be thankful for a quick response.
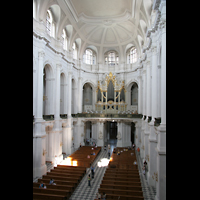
[135,151,156,200]
[69,147,109,200]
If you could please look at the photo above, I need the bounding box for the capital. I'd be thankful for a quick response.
[56,63,62,69]
[68,71,73,76]
[151,46,157,55]
[159,19,166,30]
[38,51,45,58]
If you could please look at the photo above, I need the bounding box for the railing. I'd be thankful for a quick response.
[74,113,143,118]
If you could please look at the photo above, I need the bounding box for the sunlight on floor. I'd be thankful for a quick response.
[59,157,78,166]
[97,158,110,167]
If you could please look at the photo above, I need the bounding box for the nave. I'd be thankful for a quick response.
[33,141,156,200]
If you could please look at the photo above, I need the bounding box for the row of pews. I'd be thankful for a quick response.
[69,146,101,167]
[33,146,101,199]
[95,147,144,200]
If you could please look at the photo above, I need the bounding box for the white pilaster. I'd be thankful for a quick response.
[137,70,142,114]
[35,50,45,121]
[33,121,47,178]
[151,45,158,121]
[146,61,151,118]
[155,2,166,199]
[55,64,61,120]
[97,121,104,146]
[67,71,72,118]
[116,121,123,147]
[78,76,83,113]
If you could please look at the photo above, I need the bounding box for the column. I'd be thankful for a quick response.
[155,2,166,200]
[142,70,146,116]
[97,120,104,146]
[67,71,72,118]
[151,45,158,121]
[53,120,63,164]
[78,77,83,113]
[124,122,131,146]
[140,70,146,160]
[62,121,73,155]
[144,61,151,177]
[146,60,151,119]
[63,83,68,114]
[35,50,45,121]
[33,122,47,178]
[148,45,158,186]
[137,70,142,114]
[91,121,97,141]
[135,121,141,149]
[55,64,61,119]
[116,121,123,147]
[160,25,166,126]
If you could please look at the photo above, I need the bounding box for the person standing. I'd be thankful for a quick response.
[91,166,95,178]
[88,174,91,186]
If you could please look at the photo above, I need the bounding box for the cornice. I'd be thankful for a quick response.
[33,30,74,65]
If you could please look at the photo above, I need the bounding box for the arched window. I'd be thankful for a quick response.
[72,42,77,59]
[85,49,92,64]
[46,10,55,37]
[128,47,137,64]
[83,49,96,65]
[61,29,67,50]
[104,51,119,66]
[46,10,51,35]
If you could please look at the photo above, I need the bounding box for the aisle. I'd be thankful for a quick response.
[69,147,110,200]
[135,150,156,200]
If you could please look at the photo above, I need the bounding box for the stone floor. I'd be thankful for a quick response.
[33,139,156,200]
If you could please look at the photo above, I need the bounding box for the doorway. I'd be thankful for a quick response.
[131,122,135,145]
[107,121,117,146]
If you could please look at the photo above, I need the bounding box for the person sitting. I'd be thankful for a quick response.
[102,192,106,200]
[49,178,54,185]
[39,181,44,188]
[117,151,120,155]
[134,160,137,165]
[92,152,95,155]
[87,155,90,158]
[96,192,101,199]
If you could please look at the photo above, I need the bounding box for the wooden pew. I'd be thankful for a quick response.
[98,188,143,196]
[42,175,81,183]
[38,178,77,187]
[33,192,66,200]
[33,146,101,199]
[99,183,142,191]
[33,187,71,197]
[103,176,140,182]
[33,182,74,192]
[101,180,141,186]
[105,194,144,200]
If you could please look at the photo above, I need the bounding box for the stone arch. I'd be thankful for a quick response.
[43,63,54,115]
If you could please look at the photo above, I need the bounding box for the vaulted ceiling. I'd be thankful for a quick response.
[34,0,153,59]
